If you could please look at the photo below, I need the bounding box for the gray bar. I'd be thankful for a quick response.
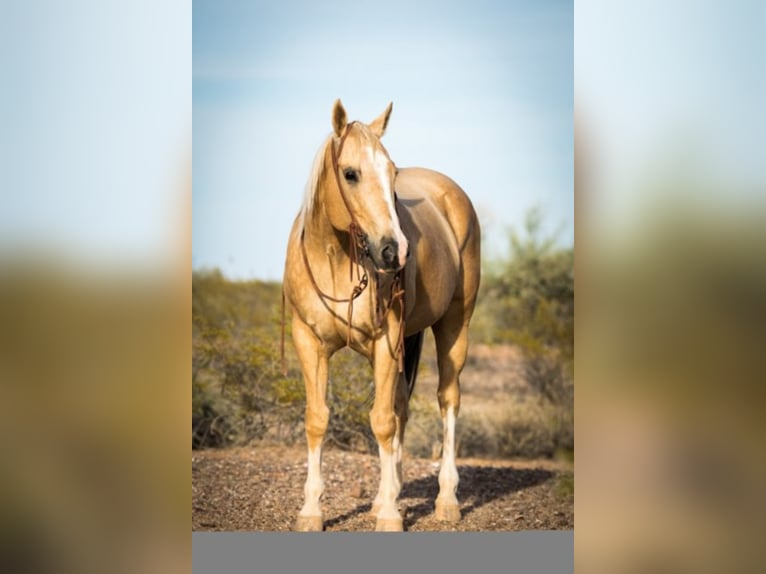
[192,531,573,574]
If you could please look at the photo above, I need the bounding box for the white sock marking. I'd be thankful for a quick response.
[438,406,459,503]
[300,446,323,517]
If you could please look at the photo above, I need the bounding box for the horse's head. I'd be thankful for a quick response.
[324,99,409,273]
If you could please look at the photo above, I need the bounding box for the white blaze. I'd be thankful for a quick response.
[368,147,409,267]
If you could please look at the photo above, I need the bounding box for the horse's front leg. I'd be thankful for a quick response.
[370,335,406,531]
[292,317,331,532]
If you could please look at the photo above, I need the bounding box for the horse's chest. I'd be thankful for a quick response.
[293,287,379,346]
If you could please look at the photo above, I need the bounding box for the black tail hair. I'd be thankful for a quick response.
[363,331,425,408]
[403,331,425,399]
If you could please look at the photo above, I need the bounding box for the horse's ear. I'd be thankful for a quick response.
[369,102,393,138]
[332,99,347,137]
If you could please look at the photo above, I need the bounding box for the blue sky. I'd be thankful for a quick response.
[1,1,190,270]
[193,0,573,280]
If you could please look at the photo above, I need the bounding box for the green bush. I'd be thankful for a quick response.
[192,270,304,448]
[326,349,377,452]
[192,269,379,452]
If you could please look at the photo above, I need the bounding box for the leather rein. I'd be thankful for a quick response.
[281,123,407,375]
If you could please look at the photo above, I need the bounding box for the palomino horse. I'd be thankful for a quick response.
[283,100,480,531]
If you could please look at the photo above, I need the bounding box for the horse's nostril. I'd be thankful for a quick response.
[381,244,396,264]
[383,245,394,263]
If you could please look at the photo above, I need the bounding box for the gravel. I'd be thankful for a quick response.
[192,445,573,532]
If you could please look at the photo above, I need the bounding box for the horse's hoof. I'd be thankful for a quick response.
[294,515,324,532]
[434,503,461,523]
[375,517,404,532]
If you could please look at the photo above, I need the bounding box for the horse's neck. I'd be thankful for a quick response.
[301,200,402,332]
[302,203,353,280]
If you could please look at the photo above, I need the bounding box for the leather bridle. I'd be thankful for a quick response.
[281,123,407,375]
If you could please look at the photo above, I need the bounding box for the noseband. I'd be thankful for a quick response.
[281,123,407,375]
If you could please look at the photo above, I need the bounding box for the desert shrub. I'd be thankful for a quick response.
[456,410,501,458]
[428,401,572,460]
[192,269,380,452]
[472,209,574,454]
[403,397,444,459]
[456,402,563,459]
[493,402,557,458]
[192,270,304,448]
[192,321,306,447]
[325,349,377,452]
[405,401,565,460]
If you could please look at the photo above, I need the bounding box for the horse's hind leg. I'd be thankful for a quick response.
[393,372,410,496]
[432,309,472,522]
[292,317,330,532]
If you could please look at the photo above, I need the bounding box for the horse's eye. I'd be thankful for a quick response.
[343,168,359,183]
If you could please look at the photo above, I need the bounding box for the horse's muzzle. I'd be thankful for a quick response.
[375,238,406,272]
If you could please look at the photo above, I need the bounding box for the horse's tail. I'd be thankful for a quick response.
[363,331,425,409]
[403,331,425,399]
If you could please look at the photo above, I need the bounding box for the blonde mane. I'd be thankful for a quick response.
[299,134,333,229]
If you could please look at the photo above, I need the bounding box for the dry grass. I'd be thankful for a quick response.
[406,396,569,460]
[404,334,572,460]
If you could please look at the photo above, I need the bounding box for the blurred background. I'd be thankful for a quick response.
[3,0,766,572]
[0,1,190,573]
[576,1,766,572]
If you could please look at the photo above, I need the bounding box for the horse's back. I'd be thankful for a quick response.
[397,167,479,258]
[396,167,480,260]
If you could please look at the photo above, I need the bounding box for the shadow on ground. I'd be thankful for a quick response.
[324,465,554,530]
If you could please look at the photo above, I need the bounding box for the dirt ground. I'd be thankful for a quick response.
[192,445,573,532]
